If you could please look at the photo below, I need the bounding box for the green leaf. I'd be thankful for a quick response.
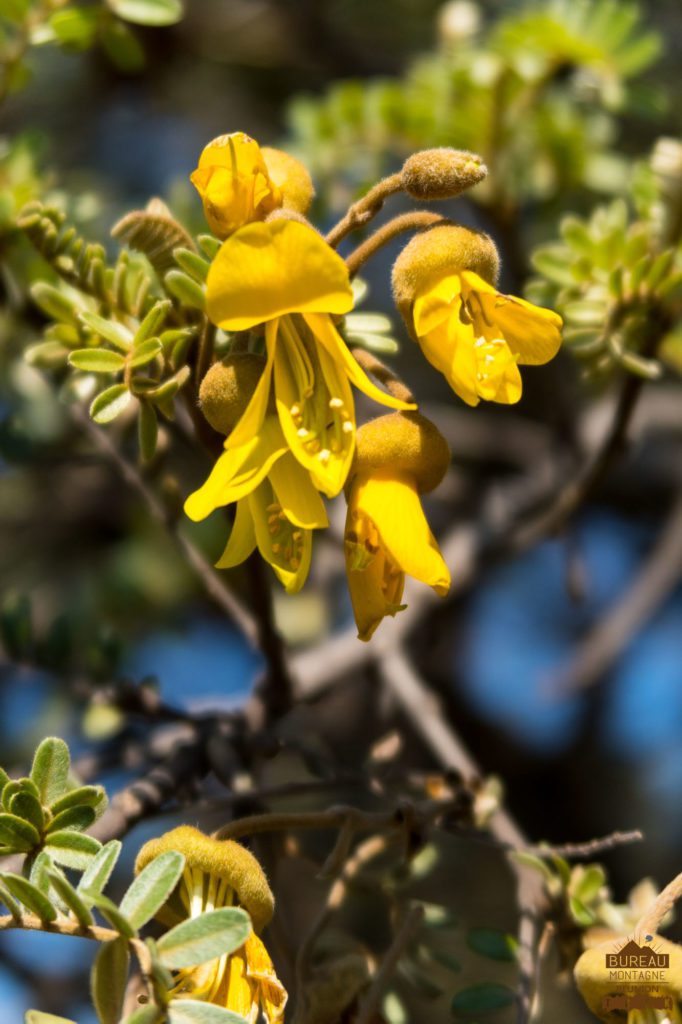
[68,349,126,373]
[99,17,145,72]
[92,938,130,1024]
[0,879,22,918]
[47,869,94,928]
[173,247,210,283]
[129,337,162,368]
[30,282,79,325]
[572,865,606,905]
[46,804,97,834]
[50,785,107,817]
[44,830,101,870]
[569,894,597,927]
[164,269,206,310]
[25,340,70,370]
[8,792,44,833]
[134,300,172,345]
[167,1001,250,1024]
[157,907,251,969]
[467,928,518,962]
[382,992,407,1024]
[345,330,399,355]
[108,0,184,27]
[90,384,132,424]
[119,850,185,929]
[197,234,221,260]
[123,1008,164,1024]
[87,892,136,937]
[30,737,70,804]
[2,873,57,922]
[25,1013,78,1024]
[138,400,158,461]
[451,982,515,1015]
[0,767,11,797]
[80,312,133,351]
[49,7,99,49]
[77,840,122,898]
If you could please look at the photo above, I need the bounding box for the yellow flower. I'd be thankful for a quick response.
[191,132,314,239]
[574,932,682,1023]
[344,413,451,641]
[185,414,328,593]
[136,826,286,1024]
[392,223,562,407]
[412,270,562,406]
[205,219,414,498]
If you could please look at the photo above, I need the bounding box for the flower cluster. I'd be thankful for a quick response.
[185,132,563,640]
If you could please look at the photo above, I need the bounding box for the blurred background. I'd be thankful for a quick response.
[1,0,682,1020]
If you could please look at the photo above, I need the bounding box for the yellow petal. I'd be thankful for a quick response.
[244,933,288,1024]
[206,220,353,331]
[461,270,562,365]
[226,319,278,450]
[304,312,416,412]
[346,546,405,642]
[184,415,286,521]
[355,471,450,593]
[249,483,312,593]
[191,132,281,239]
[219,947,258,1020]
[215,498,257,569]
[274,315,355,498]
[269,453,329,529]
[413,273,462,336]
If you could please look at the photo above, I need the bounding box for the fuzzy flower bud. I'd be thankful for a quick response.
[199,353,266,435]
[261,147,315,215]
[392,222,500,330]
[350,411,450,495]
[401,148,487,201]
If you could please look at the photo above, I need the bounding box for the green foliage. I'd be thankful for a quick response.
[166,1002,250,1024]
[156,907,252,969]
[287,0,663,220]
[451,981,516,1015]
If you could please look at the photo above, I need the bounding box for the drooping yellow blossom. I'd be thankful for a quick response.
[136,826,286,1023]
[205,219,414,498]
[344,413,451,641]
[574,932,682,1023]
[185,410,328,593]
[393,223,562,407]
[191,132,314,239]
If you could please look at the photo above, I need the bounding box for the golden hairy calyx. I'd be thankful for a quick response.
[262,147,315,215]
[199,353,266,435]
[401,148,487,200]
[392,222,500,328]
[575,933,682,1021]
[351,412,450,494]
[135,825,275,932]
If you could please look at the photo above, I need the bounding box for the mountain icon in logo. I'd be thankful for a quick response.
[606,939,670,970]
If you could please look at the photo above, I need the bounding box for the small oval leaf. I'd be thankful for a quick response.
[92,937,130,1024]
[158,907,251,969]
[90,384,132,424]
[31,737,70,804]
[119,850,185,929]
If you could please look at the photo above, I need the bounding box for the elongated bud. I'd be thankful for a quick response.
[199,352,265,435]
[262,147,315,215]
[392,222,500,331]
[401,148,487,200]
[350,412,450,494]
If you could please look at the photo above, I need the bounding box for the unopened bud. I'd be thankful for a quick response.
[351,412,450,494]
[199,353,265,435]
[262,147,315,216]
[392,222,500,330]
[401,148,486,200]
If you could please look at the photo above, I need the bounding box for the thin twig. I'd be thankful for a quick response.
[326,173,404,248]
[344,210,443,277]
[355,904,425,1024]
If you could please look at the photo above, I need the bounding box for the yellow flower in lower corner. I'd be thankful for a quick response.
[185,414,328,593]
[205,219,414,498]
[136,826,286,1024]
[344,413,451,641]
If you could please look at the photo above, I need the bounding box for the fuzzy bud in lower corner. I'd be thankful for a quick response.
[401,148,487,201]
[349,411,451,496]
[392,222,500,331]
[199,352,266,435]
